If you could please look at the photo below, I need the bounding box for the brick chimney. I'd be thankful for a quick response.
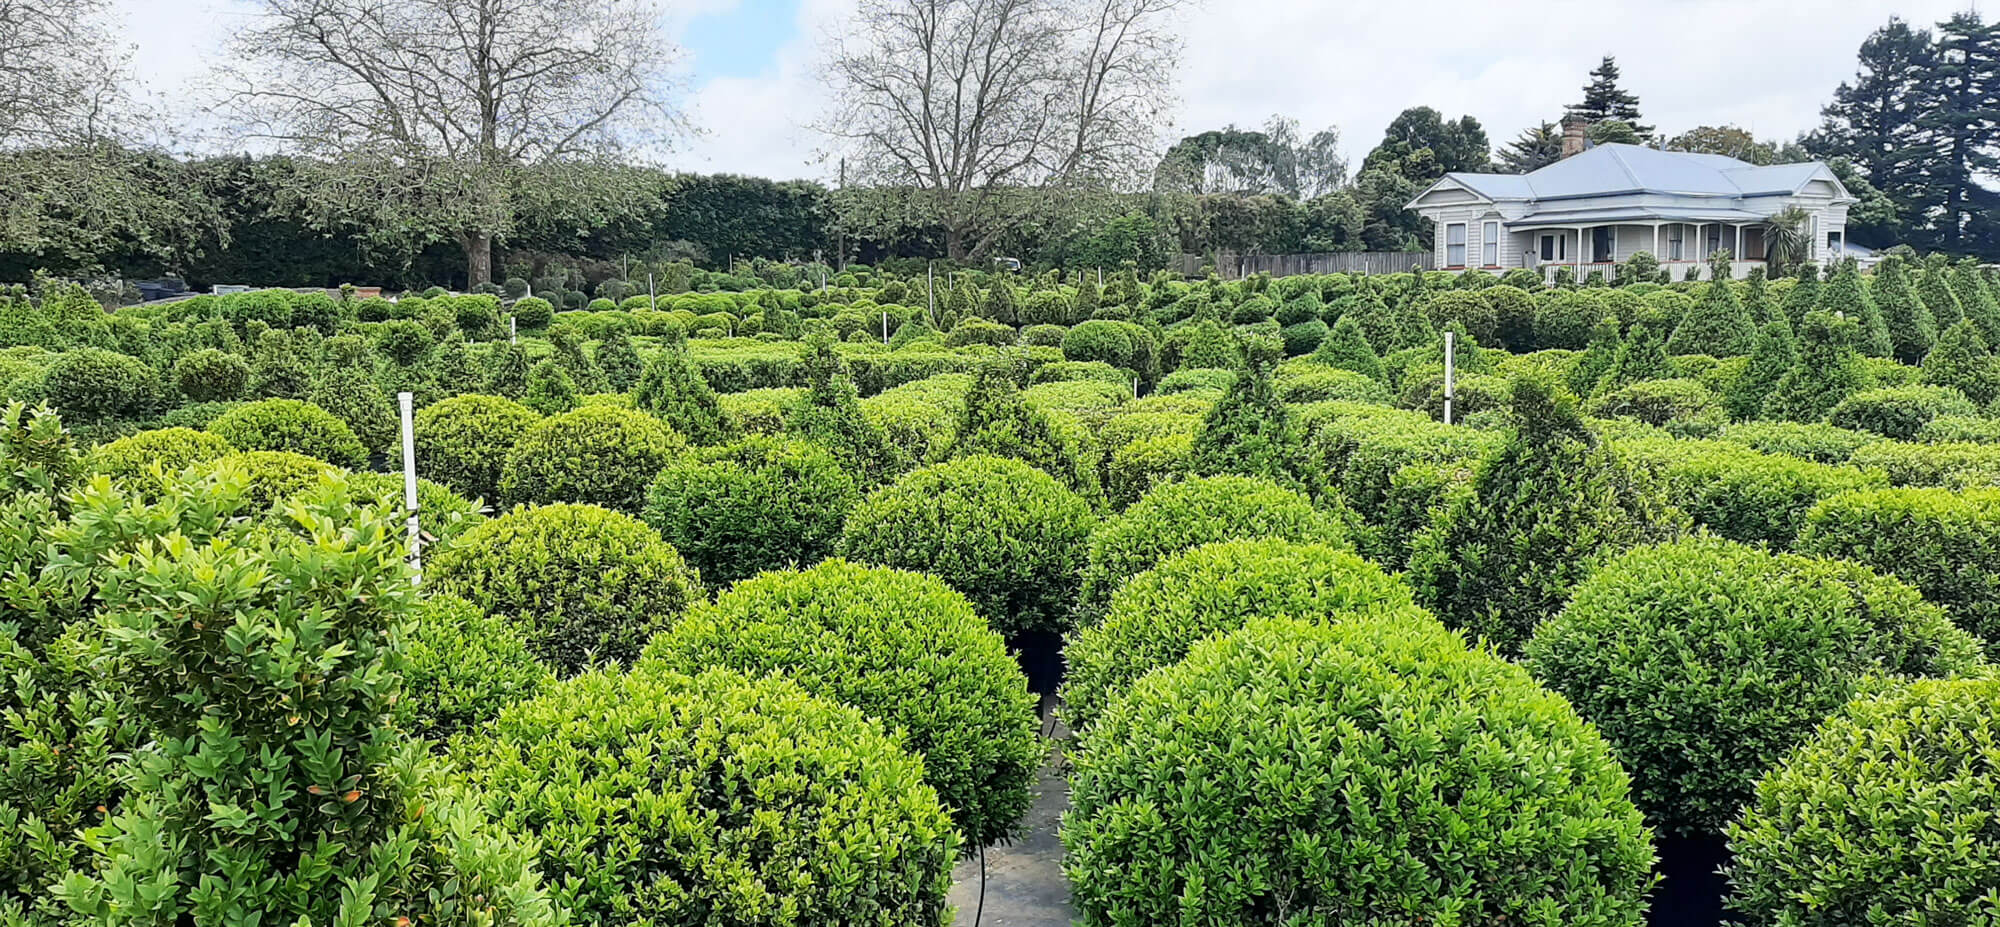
[1561,116,1589,159]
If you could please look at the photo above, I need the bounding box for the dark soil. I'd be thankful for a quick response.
[1650,833,1731,927]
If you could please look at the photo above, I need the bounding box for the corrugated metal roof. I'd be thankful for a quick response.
[1503,205,1770,227]
[1444,144,1832,202]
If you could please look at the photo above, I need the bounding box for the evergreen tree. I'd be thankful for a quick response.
[946,277,979,325]
[426,338,481,404]
[522,358,579,416]
[1667,254,1757,356]
[1566,313,1621,397]
[1811,18,1934,237]
[1343,292,1400,353]
[1912,12,2000,255]
[985,277,1020,325]
[1764,311,1871,422]
[1921,318,1998,405]
[1725,319,1797,421]
[1740,266,1771,323]
[1820,258,1892,357]
[1600,312,1673,393]
[888,315,938,350]
[1917,253,1964,327]
[1779,262,1822,327]
[1952,256,2000,344]
[1497,121,1563,174]
[1189,336,1298,486]
[634,335,738,445]
[1387,291,1436,351]
[783,334,902,486]
[1568,55,1653,137]
[247,329,310,400]
[1406,371,1684,654]
[307,365,397,455]
[1873,255,1938,363]
[1311,315,1385,380]
[484,341,531,398]
[595,330,643,391]
[951,356,1096,495]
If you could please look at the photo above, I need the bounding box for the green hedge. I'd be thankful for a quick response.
[1714,420,1876,463]
[1062,537,1420,735]
[171,348,248,402]
[840,455,1094,638]
[428,503,697,672]
[1848,439,2000,487]
[1063,616,1654,926]
[206,398,367,469]
[1617,438,1885,547]
[1104,432,1193,509]
[501,406,684,512]
[1797,486,2000,653]
[1526,536,1983,836]
[641,560,1040,848]
[1724,678,2000,926]
[462,667,956,924]
[1827,384,1976,440]
[641,437,857,587]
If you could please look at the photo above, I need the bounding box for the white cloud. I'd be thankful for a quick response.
[660,0,854,179]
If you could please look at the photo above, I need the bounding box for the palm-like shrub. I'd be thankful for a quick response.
[414,393,539,503]
[1526,536,1983,835]
[428,503,697,672]
[501,405,683,511]
[840,455,1094,638]
[1063,616,1655,927]
[206,398,368,468]
[642,560,1040,848]
[642,437,858,586]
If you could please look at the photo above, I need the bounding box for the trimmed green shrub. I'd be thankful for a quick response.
[1105,432,1193,509]
[1417,289,1498,343]
[1155,366,1233,394]
[82,427,234,492]
[484,342,531,397]
[428,503,696,672]
[1765,310,1870,423]
[1724,678,2000,927]
[462,667,955,925]
[634,339,738,446]
[1916,414,2000,444]
[520,358,578,416]
[1717,420,1875,463]
[1825,258,1893,356]
[1620,440,1884,547]
[1407,372,1685,654]
[1534,289,1603,350]
[840,455,1094,638]
[1725,320,1796,420]
[1064,537,1418,734]
[398,594,547,741]
[1526,536,1982,836]
[170,348,248,402]
[950,358,1098,496]
[205,398,366,469]
[1873,256,1937,364]
[1077,475,1346,618]
[374,318,435,366]
[509,296,553,331]
[1064,616,1655,927]
[1920,318,1997,404]
[784,335,903,486]
[1311,315,1385,380]
[1190,340,1297,485]
[329,471,484,551]
[1274,365,1390,404]
[642,560,1040,848]
[1798,486,2000,653]
[184,449,338,510]
[642,437,857,586]
[414,394,539,503]
[34,348,159,423]
[1587,377,1721,427]
[1667,261,1757,356]
[501,405,683,512]
[1850,439,2000,487]
[1827,384,1975,440]
[306,365,396,455]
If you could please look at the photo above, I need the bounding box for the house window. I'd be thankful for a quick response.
[1706,225,1722,256]
[1446,223,1467,267]
[1482,221,1499,266]
[1592,227,1615,263]
[1667,226,1684,261]
[1539,234,1566,262]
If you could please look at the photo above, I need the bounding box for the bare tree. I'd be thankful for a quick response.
[821,0,1186,261]
[217,0,686,286]
[0,0,133,145]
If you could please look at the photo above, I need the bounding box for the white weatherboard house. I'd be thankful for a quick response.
[1406,139,1854,281]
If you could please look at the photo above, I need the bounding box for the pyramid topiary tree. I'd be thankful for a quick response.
[984,276,1020,325]
[1667,252,1757,356]
[1598,309,1673,393]
[1566,313,1622,397]
[1740,266,1772,323]
[1821,258,1892,357]
[1922,318,1999,406]
[1406,371,1686,654]
[1952,256,2000,346]
[522,358,579,416]
[783,333,903,486]
[594,329,643,391]
[951,355,1097,496]
[1189,335,1298,487]
[548,329,606,392]
[1725,319,1797,421]
[1764,310,1870,423]
[1341,291,1400,353]
[485,341,531,398]
[1310,315,1384,380]
[1873,255,1937,364]
[634,333,738,446]
[1778,262,1821,327]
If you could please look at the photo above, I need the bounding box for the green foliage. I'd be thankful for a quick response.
[1077,475,1346,618]
[593,330,643,391]
[245,330,311,400]
[1586,378,1721,428]
[1190,339,1298,485]
[1063,616,1655,927]
[33,348,159,424]
[429,503,696,672]
[1526,536,1982,836]
[1872,256,1937,364]
[1778,263,1821,327]
[1061,320,1136,368]
[170,348,248,403]
[642,560,1040,848]
[1619,439,1884,548]
[1598,315,1673,392]
[642,437,857,587]
[374,318,436,366]
[184,450,338,511]
[1724,678,2000,927]
[1850,439,2000,487]
[1274,365,1391,404]
[1105,432,1194,509]
[1417,289,1498,344]
[520,358,578,416]
[949,357,1098,495]
[306,365,396,455]
[484,342,531,398]
[398,594,547,742]
[840,456,1094,638]
[1309,315,1384,380]
[633,340,738,446]
[1172,319,1241,371]
[501,405,684,512]
[1798,486,2000,654]
[783,335,903,486]
[1764,311,1870,423]
[462,667,955,925]
[1827,384,1975,440]
[1724,320,1796,420]
[1064,537,1417,735]
[1407,372,1686,654]
[414,394,539,504]
[205,398,367,468]
[1534,289,1604,350]
[1951,256,2000,345]
[1821,259,1892,357]
[509,296,553,331]
[1920,318,1997,404]
[82,427,234,493]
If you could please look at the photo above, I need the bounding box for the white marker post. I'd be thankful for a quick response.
[648,273,656,309]
[926,264,937,326]
[1442,330,1456,426]
[509,315,517,345]
[398,391,422,578]
[882,311,889,344]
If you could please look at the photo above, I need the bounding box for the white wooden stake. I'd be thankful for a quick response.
[926,264,936,325]
[509,315,517,344]
[1443,330,1456,426]
[882,311,889,344]
[648,273,656,309]
[398,391,422,577]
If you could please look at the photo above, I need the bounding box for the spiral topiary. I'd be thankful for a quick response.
[641,560,1040,848]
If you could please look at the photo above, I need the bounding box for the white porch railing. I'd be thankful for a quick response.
[1536,259,1771,284]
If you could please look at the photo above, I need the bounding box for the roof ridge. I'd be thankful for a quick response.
[1601,145,1642,189]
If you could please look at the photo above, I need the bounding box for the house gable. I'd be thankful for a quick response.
[1407,177,1494,211]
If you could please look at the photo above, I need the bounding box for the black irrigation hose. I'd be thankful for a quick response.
[972,842,988,927]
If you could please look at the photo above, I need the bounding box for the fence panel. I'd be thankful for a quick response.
[1175,252,1434,278]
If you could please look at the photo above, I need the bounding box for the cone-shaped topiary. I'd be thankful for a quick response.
[1918,254,1963,327]
[633,336,737,446]
[1872,256,1937,364]
[1567,313,1622,396]
[593,329,643,391]
[485,341,531,397]
[1951,255,2000,345]
[1740,266,1772,323]
[1725,319,1797,420]
[1763,310,1870,423]
[1778,262,1820,327]
[1821,258,1892,357]
[548,329,605,393]
[521,358,578,416]
[1310,314,1385,380]
[1667,255,1757,356]
[984,277,1020,325]
[1342,291,1400,353]
[1189,336,1298,485]
[1406,371,1686,654]
[950,356,1096,496]
[783,334,904,486]
[1921,318,1997,405]
[1598,310,1674,393]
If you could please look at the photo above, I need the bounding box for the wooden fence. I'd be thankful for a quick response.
[1176,251,1434,278]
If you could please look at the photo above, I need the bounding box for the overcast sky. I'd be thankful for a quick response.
[113,0,1978,182]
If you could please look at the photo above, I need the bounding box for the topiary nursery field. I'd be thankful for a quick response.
[5,248,2000,926]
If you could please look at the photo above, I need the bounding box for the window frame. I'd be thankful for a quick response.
[1482,220,1500,267]
[1445,222,1468,268]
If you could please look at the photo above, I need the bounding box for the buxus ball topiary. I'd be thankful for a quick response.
[500,405,684,512]
[82,427,234,495]
[204,398,368,469]
[34,348,160,423]
[641,560,1040,849]
[414,393,539,504]
[840,455,1094,639]
[1825,383,1976,440]
[1797,486,2000,655]
[1723,677,2000,927]
[1063,537,1421,735]
[1076,475,1347,618]
[508,296,553,331]
[171,348,249,402]
[641,436,858,587]
[428,503,697,673]
[460,667,956,925]
[1525,536,1984,836]
[183,450,339,511]
[396,593,546,741]
[1062,616,1656,926]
